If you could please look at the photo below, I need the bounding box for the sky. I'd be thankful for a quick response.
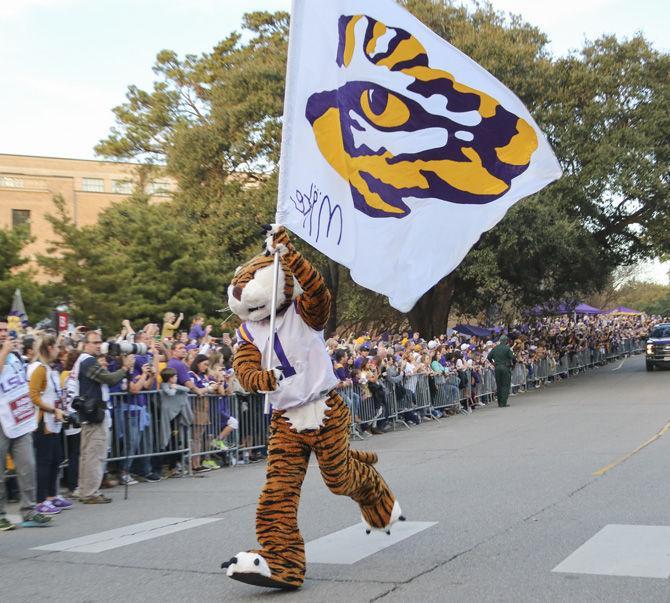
[1,0,668,281]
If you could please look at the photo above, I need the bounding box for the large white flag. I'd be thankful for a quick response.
[276,0,562,312]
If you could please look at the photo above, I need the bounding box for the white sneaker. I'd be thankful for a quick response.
[120,474,138,486]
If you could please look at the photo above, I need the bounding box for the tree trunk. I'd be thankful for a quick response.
[323,259,340,337]
[407,272,457,338]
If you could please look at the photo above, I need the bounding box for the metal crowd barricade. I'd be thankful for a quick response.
[462,370,473,407]
[392,375,420,427]
[108,390,190,473]
[339,382,388,436]
[337,383,361,438]
[430,372,462,413]
[511,364,527,392]
[184,393,241,467]
[525,362,540,388]
[472,367,495,403]
[355,383,384,430]
[226,393,268,464]
[90,337,649,476]
[411,374,434,418]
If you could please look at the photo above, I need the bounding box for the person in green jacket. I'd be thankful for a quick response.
[487,335,514,407]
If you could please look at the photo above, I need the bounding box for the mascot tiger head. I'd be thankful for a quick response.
[227,229,302,323]
[305,15,538,218]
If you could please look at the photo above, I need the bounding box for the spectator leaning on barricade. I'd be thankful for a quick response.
[188,354,216,472]
[0,321,51,529]
[332,349,361,424]
[158,367,193,476]
[118,342,162,486]
[28,335,73,515]
[167,343,210,472]
[206,359,238,456]
[76,331,134,504]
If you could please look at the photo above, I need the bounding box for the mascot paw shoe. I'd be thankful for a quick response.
[221,551,298,590]
[362,500,405,536]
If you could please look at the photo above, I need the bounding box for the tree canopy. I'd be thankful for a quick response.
[0,226,52,322]
[55,1,668,336]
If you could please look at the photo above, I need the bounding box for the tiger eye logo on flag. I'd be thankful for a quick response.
[305,15,539,219]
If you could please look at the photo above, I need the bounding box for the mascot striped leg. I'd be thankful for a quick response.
[223,394,402,589]
[315,395,402,534]
[222,418,310,590]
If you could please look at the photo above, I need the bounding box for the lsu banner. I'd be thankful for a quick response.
[276,0,562,312]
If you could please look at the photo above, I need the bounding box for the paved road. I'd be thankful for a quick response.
[2,355,669,602]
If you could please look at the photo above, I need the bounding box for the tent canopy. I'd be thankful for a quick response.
[606,306,643,315]
[574,303,603,315]
[454,324,493,338]
[529,302,572,316]
[530,301,603,316]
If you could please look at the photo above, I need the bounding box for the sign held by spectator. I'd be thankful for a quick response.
[276,0,562,311]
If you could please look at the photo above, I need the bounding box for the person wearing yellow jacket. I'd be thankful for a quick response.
[29,335,73,515]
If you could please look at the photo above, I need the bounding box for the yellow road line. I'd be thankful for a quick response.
[593,420,670,477]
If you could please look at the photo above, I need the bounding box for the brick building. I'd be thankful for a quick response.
[0,153,175,268]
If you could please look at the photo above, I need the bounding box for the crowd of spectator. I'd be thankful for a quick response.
[0,310,660,530]
[326,314,657,433]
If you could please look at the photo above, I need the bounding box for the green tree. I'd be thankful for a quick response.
[546,35,670,264]
[0,226,52,321]
[403,1,668,335]
[600,278,670,314]
[91,3,668,337]
[95,11,289,328]
[39,195,228,334]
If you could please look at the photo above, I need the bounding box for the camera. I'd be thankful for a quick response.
[100,341,148,356]
[62,411,81,429]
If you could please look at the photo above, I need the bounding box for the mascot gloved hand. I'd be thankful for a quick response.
[222,223,402,591]
[262,223,291,257]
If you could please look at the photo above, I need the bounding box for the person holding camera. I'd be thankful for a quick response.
[76,331,134,504]
[29,335,74,515]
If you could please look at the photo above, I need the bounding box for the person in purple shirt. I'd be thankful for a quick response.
[353,343,370,369]
[188,314,211,343]
[167,343,207,393]
[332,349,361,425]
[167,343,209,473]
[332,349,351,382]
[187,354,214,473]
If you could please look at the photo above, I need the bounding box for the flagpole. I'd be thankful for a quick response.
[266,0,301,415]
[264,249,281,415]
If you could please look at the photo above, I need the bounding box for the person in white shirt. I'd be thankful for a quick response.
[0,323,50,529]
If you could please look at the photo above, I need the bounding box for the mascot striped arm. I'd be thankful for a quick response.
[221,225,403,590]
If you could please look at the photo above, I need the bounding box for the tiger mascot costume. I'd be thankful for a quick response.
[221,225,403,590]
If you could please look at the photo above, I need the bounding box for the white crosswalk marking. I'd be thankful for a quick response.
[306,521,436,564]
[32,517,222,553]
[553,524,670,578]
